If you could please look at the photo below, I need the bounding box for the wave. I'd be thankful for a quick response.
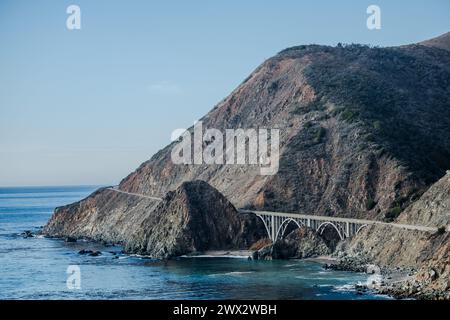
[332,284,356,292]
[209,271,255,277]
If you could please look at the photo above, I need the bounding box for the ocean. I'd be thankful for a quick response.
[0,186,389,299]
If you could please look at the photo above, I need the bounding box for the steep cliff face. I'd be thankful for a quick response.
[123,180,265,258]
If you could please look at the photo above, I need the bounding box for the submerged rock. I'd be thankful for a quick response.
[88,251,102,257]
[78,249,93,255]
[21,230,34,238]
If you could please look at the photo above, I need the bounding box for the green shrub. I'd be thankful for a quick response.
[314,127,326,144]
[384,206,402,222]
[307,100,325,111]
[373,120,382,130]
[437,226,446,235]
[340,109,358,122]
[366,198,376,210]
[268,81,279,94]
[303,121,312,129]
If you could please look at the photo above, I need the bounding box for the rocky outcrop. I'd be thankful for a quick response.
[44,180,265,258]
[123,180,265,258]
[252,227,330,260]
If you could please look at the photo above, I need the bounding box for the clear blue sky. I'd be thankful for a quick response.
[1,0,449,186]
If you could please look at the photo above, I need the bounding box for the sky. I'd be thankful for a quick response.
[0,0,449,186]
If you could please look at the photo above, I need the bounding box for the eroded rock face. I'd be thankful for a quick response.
[124,180,265,258]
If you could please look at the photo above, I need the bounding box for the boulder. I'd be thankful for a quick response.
[21,230,34,238]
[252,244,273,260]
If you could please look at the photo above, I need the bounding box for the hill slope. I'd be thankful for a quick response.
[118,35,450,221]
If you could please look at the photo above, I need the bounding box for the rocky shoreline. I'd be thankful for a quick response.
[35,223,449,300]
[323,250,449,300]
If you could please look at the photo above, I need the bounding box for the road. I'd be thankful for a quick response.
[106,186,439,233]
[107,186,163,201]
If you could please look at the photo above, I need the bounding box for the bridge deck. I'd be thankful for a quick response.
[239,209,437,232]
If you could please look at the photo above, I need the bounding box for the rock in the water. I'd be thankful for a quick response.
[88,251,102,257]
[65,237,77,243]
[78,249,93,255]
[252,244,273,260]
[21,230,34,238]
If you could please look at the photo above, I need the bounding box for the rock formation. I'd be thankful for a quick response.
[122,180,265,258]
[44,180,265,258]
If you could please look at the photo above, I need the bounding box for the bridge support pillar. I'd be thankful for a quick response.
[307,218,311,228]
[346,222,350,237]
[271,215,275,241]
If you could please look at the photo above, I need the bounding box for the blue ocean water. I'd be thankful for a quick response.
[0,186,389,300]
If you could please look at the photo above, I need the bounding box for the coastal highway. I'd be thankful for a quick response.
[107,186,163,201]
[106,186,441,233]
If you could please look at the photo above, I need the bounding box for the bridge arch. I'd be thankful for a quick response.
[275,218,304,241]
[355,224,368,235]
[317,221,345,240]
[255,214,272,241]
